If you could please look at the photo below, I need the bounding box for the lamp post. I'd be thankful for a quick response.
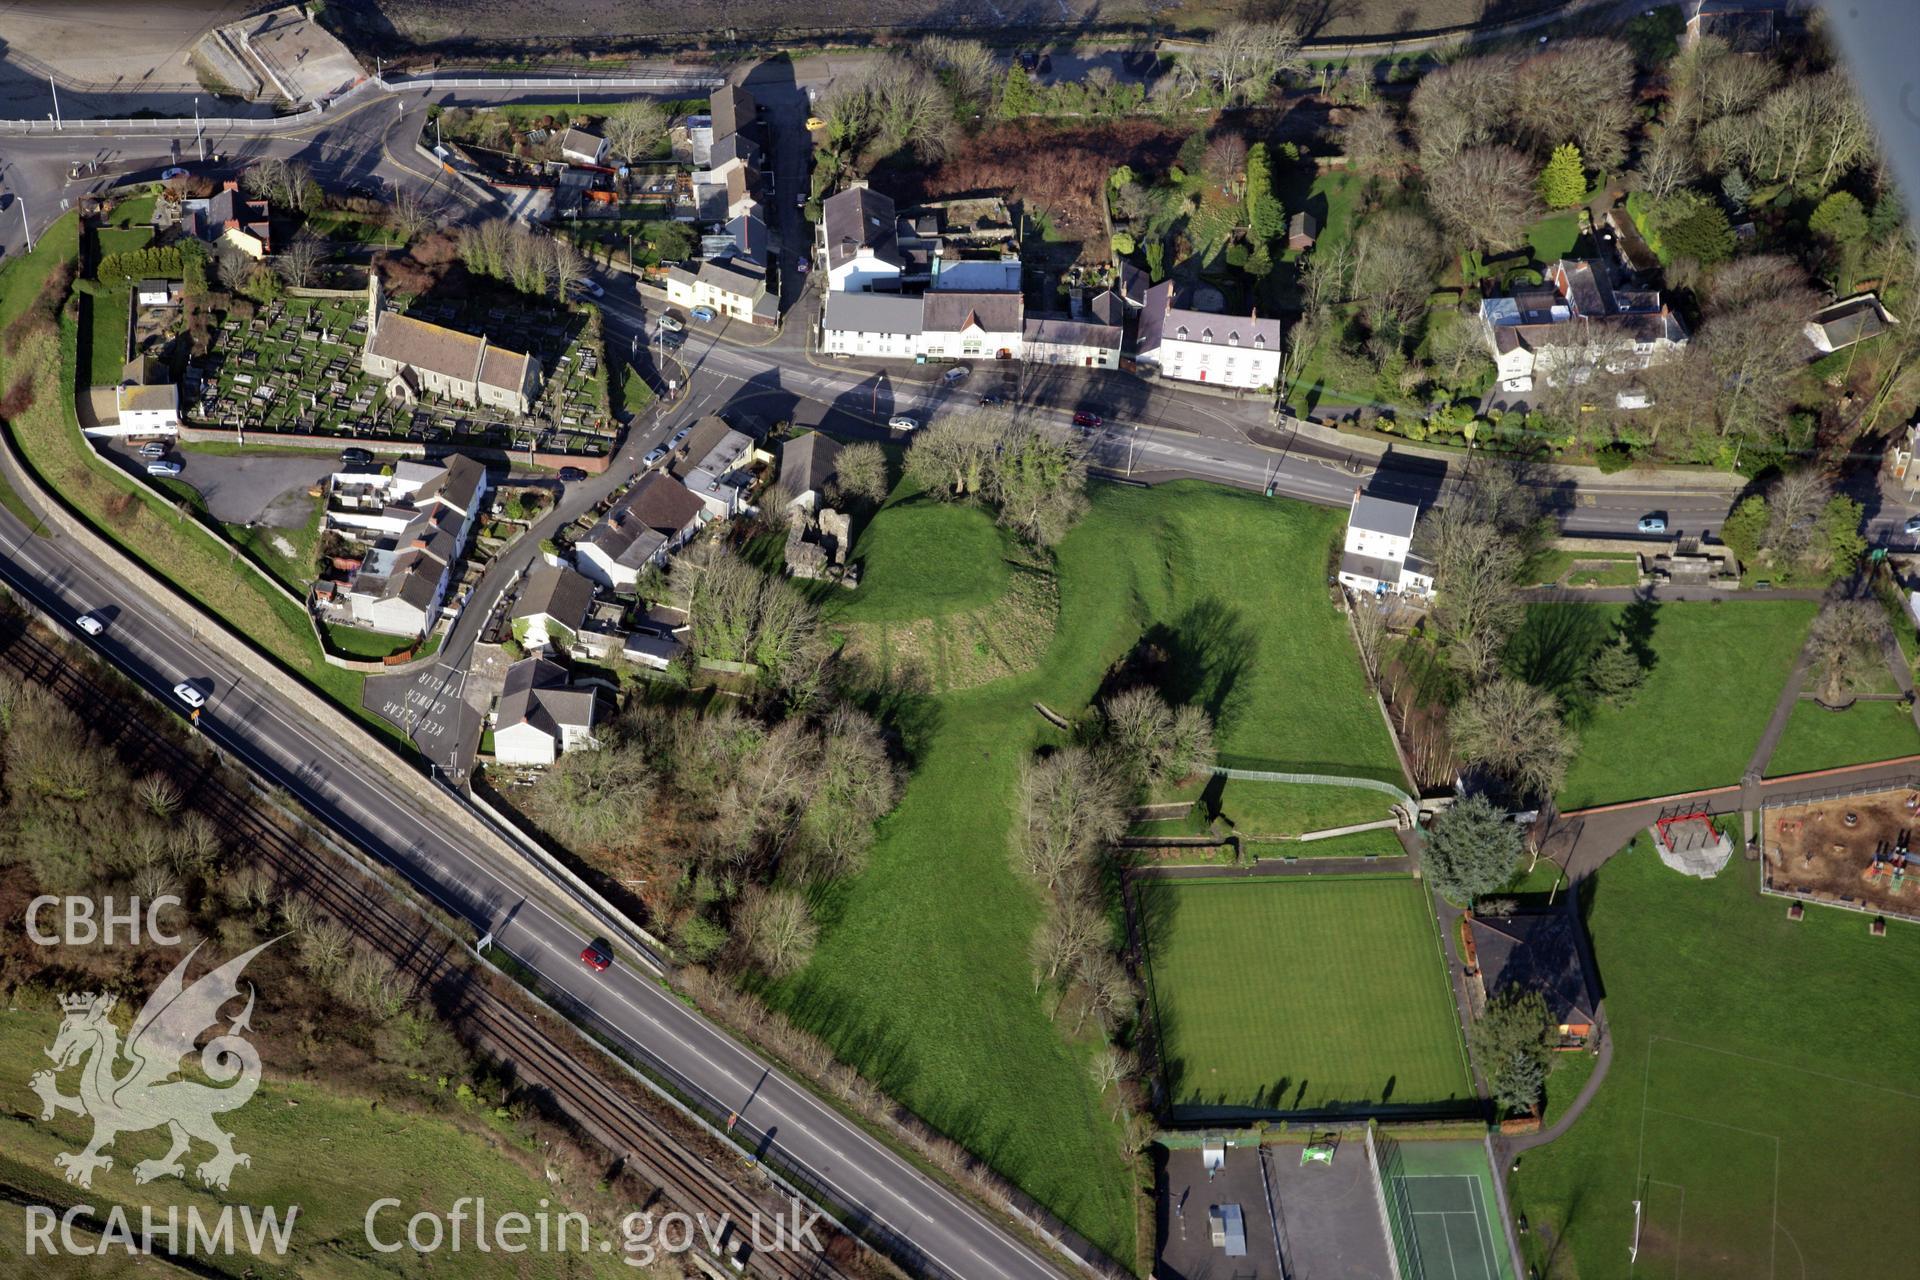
[49,75,60,130]
[18,197,30,253]
[194,97,205,162]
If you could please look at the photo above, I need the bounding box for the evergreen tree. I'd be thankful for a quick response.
[1721,168,1753,214]
[1245,142,1286,242]
[1719,495,1770,569]
[1425,794,1524,904]
[1470,990,1554,1116]
[1539,143,1587,209]
[1809,191,1869,245]
[1587,634,1646,707]
[999,64,1041,119]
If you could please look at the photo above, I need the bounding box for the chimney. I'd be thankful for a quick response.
[222,179,238,192]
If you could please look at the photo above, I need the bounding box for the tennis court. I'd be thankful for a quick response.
[1372,1134,1517,1280]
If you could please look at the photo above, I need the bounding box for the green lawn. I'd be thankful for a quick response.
[324,621,417,660]
[1506,601,1816,809]
[1220,778,1399,835]
[229,501,324,597]
[82,284,130,385]
[96,226,154,258]
[0,1010,634,1280]
[770,481,1402,1264]
[833,488,1015,622]
[1764,699,1920,777]
[1140,875,1472,1113]
[1530,549,1641,588]
[1524,210,1582,266]
[1509,841,1920,1280]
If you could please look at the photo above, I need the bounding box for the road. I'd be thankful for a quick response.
[0,485,1075,1280]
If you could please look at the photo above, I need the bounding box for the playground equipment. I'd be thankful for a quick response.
[1652,805,1734,878]
[1301,1142,1336,1168]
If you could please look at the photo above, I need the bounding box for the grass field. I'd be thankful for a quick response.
[1506,601,1816,809]
[771,481,1401,1263]
[1524,211,1582,267]
[1530,550,1640,588]
[1765,699,1920,777]
[81,285,130,386]
[1510,840,1920,1279]
[1147,775,1401,837]
[0,1010,635,1279]
[1140,875,1472,1114]
[833,488,1014,622]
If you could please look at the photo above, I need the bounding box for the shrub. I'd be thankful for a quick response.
[1595,442,1636,473]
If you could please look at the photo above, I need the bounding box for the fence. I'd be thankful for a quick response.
[1759,773,1920,813]
[1213,765,1415,813]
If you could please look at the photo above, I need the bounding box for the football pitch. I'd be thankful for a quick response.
[1138,874,1474,1115]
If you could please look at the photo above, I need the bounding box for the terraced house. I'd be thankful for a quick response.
[359,276,540,414]
[323,454,489,637]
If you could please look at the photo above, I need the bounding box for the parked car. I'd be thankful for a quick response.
[888,415,920,431]
[979,394,1003,407]
[1072,411,1104,429]
[146,460,183,478]
[690,306,716,323]
[340,446,373,465]
[75,613,104,637]
[137,441,168,459]
[172,682,206,710]
[1905,515,1920,536]
[805,116,826,132]
[1638,514,1667,534]
[558,466,588,482]
[658,314,685,333]
[579,939,613,972]
[574,277,604,298]
[671,428,691,446]
[160,167,189,182]
[1037,53,1052,74]
[644,446,667,466]
[942,365,971,384]
[1017,51,1038,71]
[796,257,809,274]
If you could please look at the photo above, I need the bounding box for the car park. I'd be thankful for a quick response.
[580,939,613,972]
[644,446,667,466]
[942,366,971,384]
[340,447,373,465]
[75,614,104,637]
[1072,411,1104,429]
[888,415,920,431]
[558,466,588,482]
[658,314,685,333]
[691,306,716,323]
[146,460,183,478]
[172,682,206,710]
[1638,514,1667,534]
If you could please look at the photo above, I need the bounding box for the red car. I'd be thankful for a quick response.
[1072,411,1103,429]
[579,939,613,972]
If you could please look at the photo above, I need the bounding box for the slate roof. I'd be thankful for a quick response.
[496,657,596,739]
[1088,289,1124,327]
[1468,911,1598,1029]
[724,213,771,269]
[1134,281,1281,356]
[585,472,705,570]
[695,256,766,299]
[512,564,594,628]
[824,291,923,335]
[1807,295,1892,351]
[923,290,1023,335]
[822,186,902,273]
[368,315,534,395]
[1023,315,1122,351]
[560,127,606,160]
[671,415,752,482]
[780,432,842,494]
[711,85,759,141]
[1349,492,1418,539]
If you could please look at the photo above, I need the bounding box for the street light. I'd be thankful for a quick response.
[18,197,30,254]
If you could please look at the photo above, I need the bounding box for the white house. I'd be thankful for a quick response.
[669,414,761,519]
[329,455,489,637]
[664,257,773,326]
[1022,315,1122,370]
[511,564,595,654]
[1481,259,1688,396]
[1134,282,1282,390]
[820,291,924,359]
[1804,294,1895,354]
[491,657,598,766]
[920,291,1024,362]
[326,457,487,539]
[110,382,180,435]
[575,471,707,590]
[820,185,904,294]
[1336,490,1434,598]
[559,127,609,167]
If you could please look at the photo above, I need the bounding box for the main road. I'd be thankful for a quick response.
[0,493,1067,1280]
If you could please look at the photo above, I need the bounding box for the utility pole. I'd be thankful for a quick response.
[49,75,60,130]
[18,198,30,254]
[194,97,205,162]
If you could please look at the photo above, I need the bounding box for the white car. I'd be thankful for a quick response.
[888,415,920,431]
[574,277,604,298]
[658,314,685,333]
[172,682,206,710]
[75,613,104,637]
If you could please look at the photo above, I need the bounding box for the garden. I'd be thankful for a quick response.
[1509,839,1920,1280]
[1137,874,1473,1115]
[768,480,1403,1264]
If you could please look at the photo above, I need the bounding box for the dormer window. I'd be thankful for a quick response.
[1228,333,1240,347]
[1201,328,1214,343]
[1176,325,1189,341]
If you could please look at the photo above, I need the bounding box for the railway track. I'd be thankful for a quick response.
[0,610,858,1280]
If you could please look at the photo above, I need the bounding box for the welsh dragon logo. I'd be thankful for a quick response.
[29,939,276,1191]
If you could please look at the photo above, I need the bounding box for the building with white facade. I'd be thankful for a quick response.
[326,455,489,637]
[920,291,1024,361]
[1134,282,1282,390]
[1336,490,1434,598]
[820,292,925,359]
[492,657,597,766]
[560,128,609,167]
[511,564,595,654]
[820,185,905,294]
[1481,259,1688,396]
[110,381,180,436]
[575,471,708,590]
[669,414,761,519]
[665,256,774,325]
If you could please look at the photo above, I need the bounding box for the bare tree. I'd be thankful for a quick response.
[548,235,586,300]
[273,229,327,289]
[915,37,998,111]
[1185,21,1303,106]
[904,409,1004,498]
[1341,105,1414,178]
[1203,134,1250,189]
[1030,895,1104,987]
[1410,56,1516,169]
[387,188,434,244]
[1511,38,1635,168]
[1449,677,1577,802]
[736,885,818,978]
[528,744,656,853]
[1426,146,1540,253]
[1015,748,1126,892]
[1698,255,1820,439]
[791,705,902,882]
[828,440,889,506]
[1353,208,1442,339]
[603,99,668,164]
[1631,134,1699,203]
[1762,469,1832,563]
[1807,600,1889,705]
[1350,594,1389,683]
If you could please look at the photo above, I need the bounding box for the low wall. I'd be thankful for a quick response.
[176,425,614,473]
